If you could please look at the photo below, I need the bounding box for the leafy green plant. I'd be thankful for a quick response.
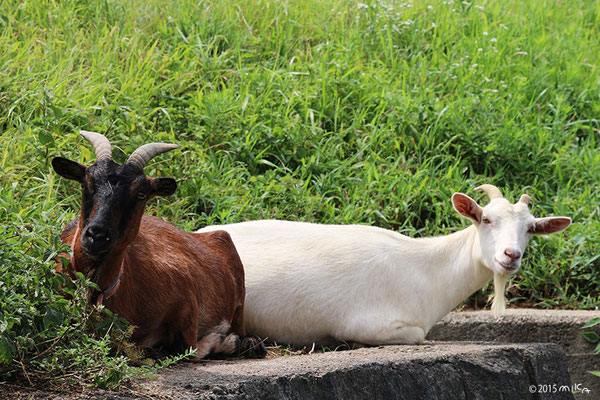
[0,221,195,389]
[0,224,128,387]
[581,318,600,378]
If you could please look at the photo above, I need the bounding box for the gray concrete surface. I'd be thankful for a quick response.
[31,342,563,400]
[427,309,600,397]
[4,343,574,399]
[138,342,574,400]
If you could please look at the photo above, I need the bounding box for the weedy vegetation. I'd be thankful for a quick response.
[581,318,600,378]
[0,0,598,390]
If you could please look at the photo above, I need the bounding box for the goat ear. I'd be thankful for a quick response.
[452,193,483,223]
[150,177,177,197]
[532,217,571,235]
[52,157,86,182]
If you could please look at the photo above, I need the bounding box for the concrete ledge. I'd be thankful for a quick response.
[10,310,595,399]
[427,309,600,397]
[134,342,573,400]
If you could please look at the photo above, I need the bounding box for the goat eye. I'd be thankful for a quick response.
[137,192,147,200]
[482,217,491,224]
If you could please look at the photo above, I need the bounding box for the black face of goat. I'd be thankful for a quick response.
[52,131,177,260]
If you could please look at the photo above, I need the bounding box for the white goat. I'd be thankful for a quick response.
[197,185,571,346]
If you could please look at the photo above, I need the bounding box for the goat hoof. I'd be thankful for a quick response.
[233,335,241,354]
[239,335,267,359]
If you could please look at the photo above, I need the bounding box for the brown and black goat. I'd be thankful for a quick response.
[52,131,266,359]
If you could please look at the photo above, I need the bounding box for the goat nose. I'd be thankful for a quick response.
[504,248,521,261]
[86,225,110,243]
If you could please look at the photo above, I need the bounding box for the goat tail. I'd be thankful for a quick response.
[491,273,509,318]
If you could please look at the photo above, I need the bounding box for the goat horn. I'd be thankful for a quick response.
[80,130,112,161]
[127,143,179,170]
[518,194,532,205]
[474,184,503,200]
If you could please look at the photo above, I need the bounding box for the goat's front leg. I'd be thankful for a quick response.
[180,315,239,360]
[193,332,240,359]
[193,333,266,359]
[337,316,426,345]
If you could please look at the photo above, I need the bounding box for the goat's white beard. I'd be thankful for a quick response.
[491,272,509,318]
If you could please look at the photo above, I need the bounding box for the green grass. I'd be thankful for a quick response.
[1,0,599,388]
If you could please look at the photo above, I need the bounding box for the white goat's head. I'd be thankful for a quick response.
[451,184,571,316]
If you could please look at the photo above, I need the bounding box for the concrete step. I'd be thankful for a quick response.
[133,342,573,400]
[8,310,595,399]
[427,309,600,398]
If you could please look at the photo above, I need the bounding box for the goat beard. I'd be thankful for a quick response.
[491,272,509,318]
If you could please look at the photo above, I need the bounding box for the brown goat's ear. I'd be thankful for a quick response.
[52,157,86,182]
[532,217,571,235]
[452,193,483,223]
[150,177,177,197]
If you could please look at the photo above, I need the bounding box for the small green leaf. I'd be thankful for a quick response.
[0,320,7,334]
[582,331,600,343]
[0,335,16,365]
[581,318,600,329]
[50,105,63,119]
[38,130,55,146]
[43,307,63,330]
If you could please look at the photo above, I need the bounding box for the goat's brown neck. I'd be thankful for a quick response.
[70,222,126,304]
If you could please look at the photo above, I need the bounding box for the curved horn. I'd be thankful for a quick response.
[518,194,532,205]
[80,130,112,161]
[127,143,179,170]
[474,184,503,200]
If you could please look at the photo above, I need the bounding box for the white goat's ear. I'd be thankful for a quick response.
[452,193,483,223]
[532,217,571,235]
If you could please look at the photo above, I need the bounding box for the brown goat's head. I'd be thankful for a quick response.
[52,131,178,260]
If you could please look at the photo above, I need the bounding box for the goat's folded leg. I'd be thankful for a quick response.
[335,316,426,345]
[192,333,267,359]
[192,332,240,360]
